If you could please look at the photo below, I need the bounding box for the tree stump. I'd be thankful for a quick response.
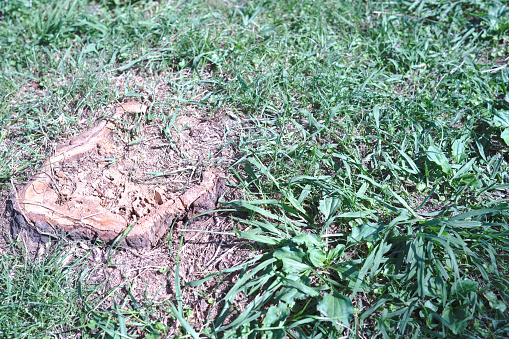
[8,102,225,248]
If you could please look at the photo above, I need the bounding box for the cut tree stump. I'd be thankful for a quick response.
[8,102,225,248]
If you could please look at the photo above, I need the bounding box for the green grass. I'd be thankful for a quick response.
[1,0,509,337]
[0,242,92,337]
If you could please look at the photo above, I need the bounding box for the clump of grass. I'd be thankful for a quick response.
[0,240,171,338]
[0,242,91,337]
[212,161,509,337]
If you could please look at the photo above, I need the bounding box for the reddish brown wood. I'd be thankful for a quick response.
[12,102,225,248]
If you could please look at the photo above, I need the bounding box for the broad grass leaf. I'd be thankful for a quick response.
[449,203,509,220]
[247,157,280,189]
[244,161,260,185]
[262,302,290,329]
[328,104,340,124]
[451,138,466,162]
[352,247,377,297]
[424,277,445,297]
[274,245,311,273]
[282,188,308,216]
[318,196,341,221]
[308,248,326,267]
[427,145,451,174]
[424,300,439,313]
[280,258,311,274]
[452,158,475,180]
[474,135,487,161]
[223,200,284,223]
[276,286,307,305]
[442,307,470,335]
[186,255,264,287]
[114,301,127,337]
[360,298,388,321]
[423,232,462,274]
[334,264,367,290]
[282,276,320,297]
[452,279,478,298]
[317,292,353,327]
[175,263,183,313]
[388,188,421,218]
[297,184,312,204]
[328,244,345,261]
[493,110,509,127]
[397,149,419,174]
[214,258,278,328]
[501,128,509,146]
[292,234,322,248]
[274,245,306,262]
[238,231,279,245]
[168,302,201,339]
[337,210,376,218]
[369,239,392,280]
[237,218,283,237]
[222,294,269,332]
[372,105,380,129]
[443,220,481,228]
[88,313,119,337]
[349,223,383,243]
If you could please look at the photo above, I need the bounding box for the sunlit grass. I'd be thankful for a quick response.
[0,0,508,337]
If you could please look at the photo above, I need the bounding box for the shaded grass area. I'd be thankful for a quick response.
[1,0,509,337]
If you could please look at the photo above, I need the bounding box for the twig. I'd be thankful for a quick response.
[187,161,202,185]
[176,229,235,236]
[126,265,167,273]
[126,247,144,258]
[178,228,206,253]
[43,169,65,203]
[204,240,224,268]
[480,63,508,73]
[434,59,465,98]
[372,11,439,24]
[207,245,239,269]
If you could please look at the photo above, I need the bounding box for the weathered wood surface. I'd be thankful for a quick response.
[9,102,225,248]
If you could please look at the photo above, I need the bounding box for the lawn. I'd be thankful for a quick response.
[1,0,508,337]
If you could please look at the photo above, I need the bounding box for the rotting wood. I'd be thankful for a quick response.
[9,102,226,248]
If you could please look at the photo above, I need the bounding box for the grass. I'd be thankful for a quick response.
[0,242,93,337]
[1,0,509,337]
